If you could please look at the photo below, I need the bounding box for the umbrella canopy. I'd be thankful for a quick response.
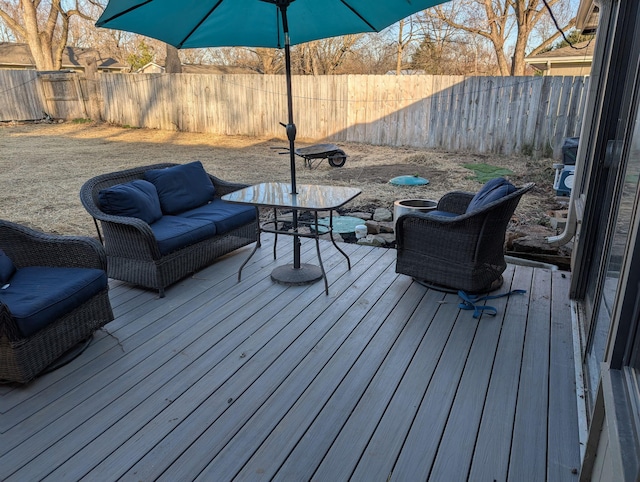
[97,0,445,49]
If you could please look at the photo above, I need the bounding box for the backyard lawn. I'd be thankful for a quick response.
[1,121,559,239]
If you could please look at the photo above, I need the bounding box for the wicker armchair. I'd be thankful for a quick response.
[395,182,535,293]
[80,163,259,297]
[0,220,114,383]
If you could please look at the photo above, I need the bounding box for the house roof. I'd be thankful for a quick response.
[0,42,127,71]
[181,64,257,74]
[526,40,595,63]
[136,61,258,74]
[576,0,599,34]
[524,40,594,73]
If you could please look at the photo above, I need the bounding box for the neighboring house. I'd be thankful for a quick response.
[576,0,599,34]
[135,62,257,74]
[562,0,640,478]
[0,42,127,73]
[524,40,594,76]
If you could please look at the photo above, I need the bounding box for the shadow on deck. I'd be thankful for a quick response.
[0,234,581,481]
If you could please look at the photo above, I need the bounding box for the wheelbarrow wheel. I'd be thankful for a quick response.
[328,149,347,167]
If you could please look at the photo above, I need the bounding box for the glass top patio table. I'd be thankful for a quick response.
[221,182,361,211]
[222,182,362,294]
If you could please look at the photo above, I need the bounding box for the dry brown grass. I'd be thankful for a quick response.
[0,121,560,239]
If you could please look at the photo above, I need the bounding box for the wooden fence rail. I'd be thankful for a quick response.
[1,71,588,157]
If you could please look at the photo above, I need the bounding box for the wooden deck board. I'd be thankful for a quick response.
[272,284,440,482]
[508,267,552,481]
[428,265,519,481]
[149,250,399,481]
[0,234,582,481]
[387,287,483,481]
[548,270,581,479]
[469,264,534,481]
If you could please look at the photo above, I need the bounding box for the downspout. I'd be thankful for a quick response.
[547,135,587,246]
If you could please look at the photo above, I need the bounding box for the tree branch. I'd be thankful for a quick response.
[0,8,26,40]
[528,19,576,56]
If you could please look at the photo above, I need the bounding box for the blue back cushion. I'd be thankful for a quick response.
[0,249,15,284]
[466,178,517,213]
[99,179,163,224]
[144,161,215,215]
[0,266,108,337]
[178,199,257,234]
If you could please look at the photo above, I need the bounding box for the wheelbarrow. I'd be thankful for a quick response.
[275,143,347,169]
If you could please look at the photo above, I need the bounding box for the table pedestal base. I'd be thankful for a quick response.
[271,263,323,286]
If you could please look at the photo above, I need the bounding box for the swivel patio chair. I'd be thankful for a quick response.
[395,178,535,293]
[0,219,114,383]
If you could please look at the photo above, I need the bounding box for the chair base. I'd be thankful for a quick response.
[413,275,504,294]
[41,335,94,375]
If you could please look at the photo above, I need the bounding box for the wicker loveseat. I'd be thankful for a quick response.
[396,179,535,293]
[80,162,259,297]
[0,219,114,384]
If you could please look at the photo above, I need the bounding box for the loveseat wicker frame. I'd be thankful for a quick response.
[0,219,114,384]
[80,163,260,297]
[395,183,535,293]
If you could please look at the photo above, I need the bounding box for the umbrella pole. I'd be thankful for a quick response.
[280,3,301,270]
[271,0,321,289]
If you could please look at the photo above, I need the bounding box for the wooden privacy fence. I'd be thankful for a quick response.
[1,71,588,157]
[0,70,94,121]
[0,70,44,121]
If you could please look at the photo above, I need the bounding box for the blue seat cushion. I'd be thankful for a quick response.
[179,199,257,235]
[466,178,516,213]
[99,179,163,224]
[425,210,459,218]
[0,267,108,338]
[149,215,217,255]
[0,249,15,284]
[144,161,215,215]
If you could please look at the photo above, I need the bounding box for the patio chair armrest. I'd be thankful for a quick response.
[98,216,162,260]
[396,212,485,261]
[209,175,250,197]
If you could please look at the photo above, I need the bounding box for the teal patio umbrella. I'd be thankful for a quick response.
[96,0,447,274]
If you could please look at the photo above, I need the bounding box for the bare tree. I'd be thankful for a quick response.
[426,0,575,76]
[510,0,574,74]
[412,9,476,75]
[294,35,360,75]
[0,0,95,70]
[343,32,397,74]
[165,44,182,73]
[395,18,419,74]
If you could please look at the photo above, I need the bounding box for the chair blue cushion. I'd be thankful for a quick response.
[0,249,15,284]
[425,210,459,219]
[99,179,163,224]
[179,199,257,234]
[149,215,217,255]
[0,267,108,338]
[466,178,516,213]
[144,161,215,215]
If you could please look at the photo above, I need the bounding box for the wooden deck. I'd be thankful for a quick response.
[1,234,581,481]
